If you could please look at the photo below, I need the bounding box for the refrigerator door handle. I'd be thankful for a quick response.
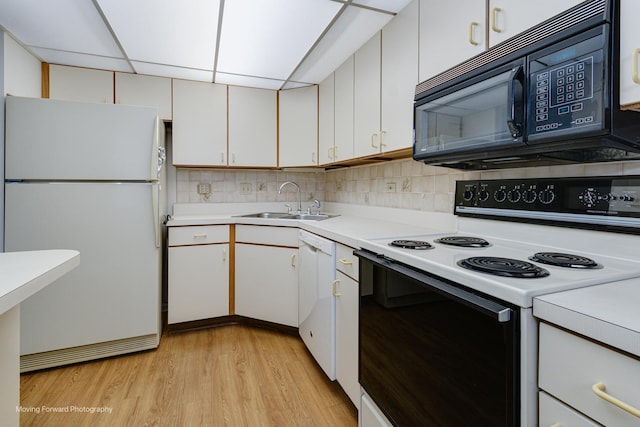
[152,183,160,248]
[151,115,161,180]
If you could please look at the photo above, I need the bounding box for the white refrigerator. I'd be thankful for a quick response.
[4,96,165,372]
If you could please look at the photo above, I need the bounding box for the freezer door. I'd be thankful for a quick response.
[5,182,161,355]
[5,96,160,181]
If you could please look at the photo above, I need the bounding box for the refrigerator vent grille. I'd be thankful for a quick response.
[20,334,159,373]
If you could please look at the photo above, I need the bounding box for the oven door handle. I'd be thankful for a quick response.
[354,249,512,323]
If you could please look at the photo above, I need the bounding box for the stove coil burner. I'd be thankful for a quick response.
[389,240,433,250]
[529,252,601,269]
[458,256,550,278]
[434,236,490,248]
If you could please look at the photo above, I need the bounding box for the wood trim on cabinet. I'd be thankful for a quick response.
[41,62,50,98]
[229,224,236,315]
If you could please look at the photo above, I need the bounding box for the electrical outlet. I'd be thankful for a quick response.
[239,182,252,195]
[197,183,211,195]
[385,182,397,192]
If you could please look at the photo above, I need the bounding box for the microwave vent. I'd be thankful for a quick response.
[415,0,608,97]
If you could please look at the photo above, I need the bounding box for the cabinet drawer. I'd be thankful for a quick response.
[169,225,229,246]
[235,225,298,247]
[539,391,601,427]
[336,243,359,280]
[539,323,640,426]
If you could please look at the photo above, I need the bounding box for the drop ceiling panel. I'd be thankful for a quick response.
[31,48,133,73]
[216,0,342,80]
[132,62,214,82]
[352,0,413,13]
[97,0,220,70]
[0,0,123,57]
[290,6,392,84]
[215,72,285,91]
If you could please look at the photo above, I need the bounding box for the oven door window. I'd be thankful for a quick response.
[414,67,524,159]
[359,256,519,426]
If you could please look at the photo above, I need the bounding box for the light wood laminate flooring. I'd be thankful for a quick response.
[19,325,357,426]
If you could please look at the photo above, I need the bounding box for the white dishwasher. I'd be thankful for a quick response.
[298,230,337,380]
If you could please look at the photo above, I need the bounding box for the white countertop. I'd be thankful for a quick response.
[0,250,80,316]
[534,278,640,357]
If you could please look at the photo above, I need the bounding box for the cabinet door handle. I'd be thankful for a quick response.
[549,424,562,427]
[221,152,225,164]
[469,22,480,46]
[339,258,353,266]
[370,132,378,149]
[312,152,316,163]
[380,130,387,148]
[332,279,341,297]
[193,233,207,239]
[328,146,335,160]
[632,48,640,84]
[222,248,227,262]
[232,153,236,164]
[291,254,296,268]
[592,382,640,418]
[491,7,503,33]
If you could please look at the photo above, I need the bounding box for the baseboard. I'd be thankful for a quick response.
[166,315,299,336]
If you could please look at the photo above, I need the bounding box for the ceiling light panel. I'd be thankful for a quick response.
[0,0,123,57]
[217,0,342,81]
[351,0,413,13]
[97,0,220,71]
[290,5,392,84]
[29,48,133,73]
[132,62,214,82]
[215,72,285,90]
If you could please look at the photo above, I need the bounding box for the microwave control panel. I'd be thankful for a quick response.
[526,30,605,142]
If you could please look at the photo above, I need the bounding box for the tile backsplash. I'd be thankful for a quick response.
[175,158,640,213]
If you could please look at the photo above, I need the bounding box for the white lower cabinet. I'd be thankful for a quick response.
[335,243,360,408]
[361,393,392,427]
[538,323,640,426]
[235,226,298,327]
[168,225,230,324]
[539,391,601,427]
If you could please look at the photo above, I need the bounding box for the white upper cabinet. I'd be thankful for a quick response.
[278,85,318,167]
[48,64,114,104]
[115,73,172,120]
[419,0,485,82]
[228,86,277,167]
[419,0,583,82]
[381,0,419,153]
[318,73,335,166]
[488,0,584,47]
[354,32,382,159]
[172,79,227,167]
[334,56,355,162]
[620,0,640,109]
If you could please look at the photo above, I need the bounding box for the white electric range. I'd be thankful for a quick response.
[356,176,640,427]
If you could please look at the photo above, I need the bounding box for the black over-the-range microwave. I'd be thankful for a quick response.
[413,0,640,170]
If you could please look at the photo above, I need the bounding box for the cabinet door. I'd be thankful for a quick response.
[48,65,113,104]
[279,85,318,167]
[318,73,335,165]
[488,0,584,47]
[419,0,485,82]
[172,79,227,166]
[235,244,298,327]
[354,32,382,158]
[115,73,172,120]
[335,271,359,408]
[228,86,277,167]
[620,0,640,109]
[168,243,229,324]
[381,0,419,153]
[334,56,355,161]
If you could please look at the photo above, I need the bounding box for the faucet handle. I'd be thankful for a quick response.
[284,204,292,214]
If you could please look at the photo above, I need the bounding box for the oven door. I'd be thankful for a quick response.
[414,59,525,163]
[355,249,520,427]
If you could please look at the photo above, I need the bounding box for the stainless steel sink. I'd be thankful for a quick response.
[236,212,338,221]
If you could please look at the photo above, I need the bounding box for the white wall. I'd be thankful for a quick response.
[2,33,41,251]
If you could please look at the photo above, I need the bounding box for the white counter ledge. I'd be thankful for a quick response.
[1,249,80,427]
[534,278,640,357]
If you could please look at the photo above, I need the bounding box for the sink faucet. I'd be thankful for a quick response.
[278,181,301,213]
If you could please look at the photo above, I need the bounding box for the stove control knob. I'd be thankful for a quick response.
[603,193,617,202]
[463,186,476,201]
[478,189,490,202]
[523,189,537,203]
[622,194,635,202]
[494,189,507,203]
[507,189,521,203]
[539,189,555,204]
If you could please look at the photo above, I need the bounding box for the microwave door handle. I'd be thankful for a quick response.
[507,66,524,139]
